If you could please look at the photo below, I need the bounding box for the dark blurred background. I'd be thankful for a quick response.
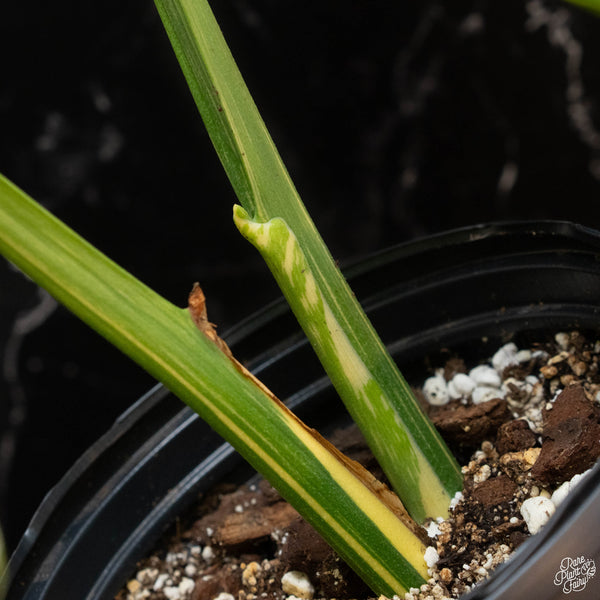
[1,0,600,551]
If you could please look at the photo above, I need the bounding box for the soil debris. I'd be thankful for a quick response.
[428,397,511,447]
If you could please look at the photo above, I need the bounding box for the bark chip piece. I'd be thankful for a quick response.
[495,419,537,455]
[531,384,600,485]
[471,474,518,508]
[429,398,511,446]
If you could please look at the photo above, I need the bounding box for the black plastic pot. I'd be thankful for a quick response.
[4,221,600,600]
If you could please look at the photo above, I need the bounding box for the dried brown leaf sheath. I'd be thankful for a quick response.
[187,283,424,541]
[188,282,278,400]
[188,282,233,357]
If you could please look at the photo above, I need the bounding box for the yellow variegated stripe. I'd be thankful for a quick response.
[234,205,454,521]
[278,409,427,564]
[165,326,427,593]
[170,353,427,592]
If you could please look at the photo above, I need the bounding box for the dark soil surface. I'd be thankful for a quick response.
[116,331,600,600]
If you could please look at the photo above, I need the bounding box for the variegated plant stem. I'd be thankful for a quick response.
[0,174,428,596]
[155,0,462,523]
[234,207,461,521]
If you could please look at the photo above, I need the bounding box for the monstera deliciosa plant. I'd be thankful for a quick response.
[0,0,598,596]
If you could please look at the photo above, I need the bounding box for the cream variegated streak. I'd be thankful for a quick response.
[234,205,454,521]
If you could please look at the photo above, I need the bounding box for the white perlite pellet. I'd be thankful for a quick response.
[136,568,158,585]
[472,386,503,405]
[424,546,440,568]
[516,349,532,362]
[469,365,501,388]
[555,332,570,350]
[163,586,181,600]
[423,373,450,406]
[448,373,476,399]
[551,468,592,507]
[281,571,315,600]
[449,491,463,510]
[520,496,556,534]
[473,464,491,483]
[202,545,215,562]
[153,573,169,591]
[426,520,442,538]
[179,578,195,595]
[492,343,519,372]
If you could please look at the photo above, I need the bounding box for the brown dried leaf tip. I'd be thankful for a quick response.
[188,283,232,357]
[188,282,275,399]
